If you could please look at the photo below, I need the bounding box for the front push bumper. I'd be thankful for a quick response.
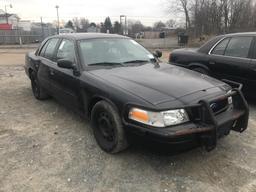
[124,80,249,151]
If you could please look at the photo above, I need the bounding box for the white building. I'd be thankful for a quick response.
[0,9,20,29]
[19,20,32,31]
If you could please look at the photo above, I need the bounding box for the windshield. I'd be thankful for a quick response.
[79,38,155,66]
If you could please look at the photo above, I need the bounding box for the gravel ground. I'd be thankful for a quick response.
[0,49,256,192]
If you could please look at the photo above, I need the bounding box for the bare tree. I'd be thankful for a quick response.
[166,19,176,28]
[131,20,144,33]
[180,0,191,29]
[72,17,80,32]
[153,21,166,31]
[221,0,230,33]
[113,21,121,34]
[80,18,90,32]
[169,0,256,36]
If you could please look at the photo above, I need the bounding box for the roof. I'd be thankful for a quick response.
[198,32,256,54]
[0,13,19,19]
[218,32,256,38]
[51,33,129,40]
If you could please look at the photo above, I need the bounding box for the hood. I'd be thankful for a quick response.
[88,63,227,106]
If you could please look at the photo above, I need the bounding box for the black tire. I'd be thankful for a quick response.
[192,67,209,75]
[91,101,129,153]
[30,71,50,100]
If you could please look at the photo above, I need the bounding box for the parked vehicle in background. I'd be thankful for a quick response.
[169,32,256,93]
[59,28,75,34]
[25,33,249,154]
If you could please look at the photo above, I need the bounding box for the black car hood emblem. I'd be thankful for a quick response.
[210,102,218,111]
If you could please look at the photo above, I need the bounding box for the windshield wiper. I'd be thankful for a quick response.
[123,60,149,64]
[88,60,151,67]
[88,62,125,66]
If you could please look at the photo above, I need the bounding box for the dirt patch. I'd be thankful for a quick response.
[0,49,256,192]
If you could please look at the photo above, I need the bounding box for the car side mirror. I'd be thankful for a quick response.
[57,59,74,69]
[153,50,162,58]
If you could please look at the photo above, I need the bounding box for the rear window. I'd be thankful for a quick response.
[224,37,253,58]
[198,36,223,53]
[211,38,230,55]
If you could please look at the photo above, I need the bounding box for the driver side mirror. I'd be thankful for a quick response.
[57,59,80,76]
[153,50,162,58]
[57,59,74,69]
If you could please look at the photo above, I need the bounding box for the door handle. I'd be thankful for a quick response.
[209,61,215,65]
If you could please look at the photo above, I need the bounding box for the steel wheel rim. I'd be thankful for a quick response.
[97,112,115,142]
[94,110,117,151]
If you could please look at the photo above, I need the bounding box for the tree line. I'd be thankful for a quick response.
[64,17,177,35]
[170,0,256,36]
[65,17,123,33]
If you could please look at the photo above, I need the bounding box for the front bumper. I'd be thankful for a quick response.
[124,80,249,151]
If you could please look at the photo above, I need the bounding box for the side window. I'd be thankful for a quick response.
[224,37,253,58]
[56,39,76,62]
[44,38,59,60]
[39,41,49,57]
[211,38,230,55]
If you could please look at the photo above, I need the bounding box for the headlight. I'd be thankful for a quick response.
[128,108,189,127]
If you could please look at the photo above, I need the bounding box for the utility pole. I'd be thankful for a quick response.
[40,17,44,40]
[120,15,127,35]
[5,4,12,24]
[55,5,60,35]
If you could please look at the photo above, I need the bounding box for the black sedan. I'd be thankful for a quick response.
[169,32,256,92]
[25,33,249,153]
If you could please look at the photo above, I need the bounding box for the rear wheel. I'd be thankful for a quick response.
[30,71,49,100]
[192,67,209,75]
[91,101,129,153]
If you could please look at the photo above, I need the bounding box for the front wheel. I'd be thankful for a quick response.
[91,101,129,153]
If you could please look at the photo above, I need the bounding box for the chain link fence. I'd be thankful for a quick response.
[0,27,56,45]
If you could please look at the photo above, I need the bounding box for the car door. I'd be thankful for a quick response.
[37,38,60,94]
[208,36,253,84]
[48,38,81,111]
[248,37,256,88]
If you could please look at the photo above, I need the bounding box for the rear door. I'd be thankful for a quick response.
[37,38,60,93]
[209,36,253,84]
[248,37,256,87]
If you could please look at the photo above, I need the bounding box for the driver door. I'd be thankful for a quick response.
[49,39,81,111]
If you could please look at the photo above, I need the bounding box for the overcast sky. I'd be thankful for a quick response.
[1,0,182,26]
